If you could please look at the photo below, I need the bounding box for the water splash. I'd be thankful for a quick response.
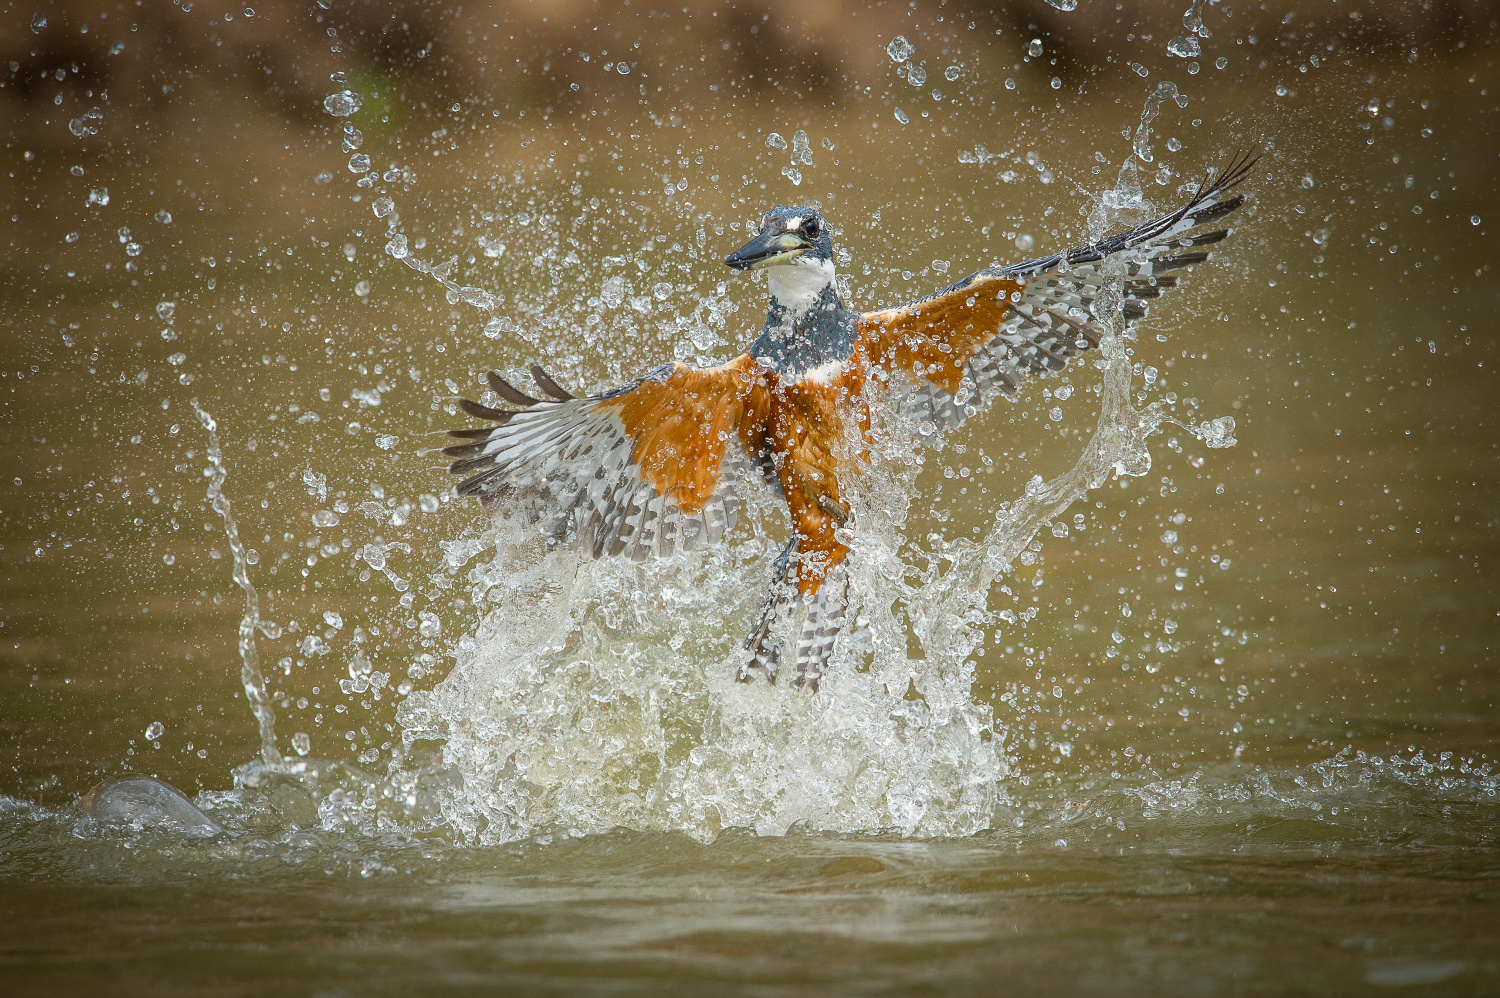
[194,402,282,770]
[385,154,1179,846]
[1182,0,1215,39]
[1132,82,1188,164]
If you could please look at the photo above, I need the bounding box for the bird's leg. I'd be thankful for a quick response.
[793,570,849,693]
[737,535,799,685]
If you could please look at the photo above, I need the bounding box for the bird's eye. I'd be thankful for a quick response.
[804,219,821,237]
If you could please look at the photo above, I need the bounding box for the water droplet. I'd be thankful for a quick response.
[417,610,442,638]
[1215,56,1228,70]
[167,352,187,366]
[781,165,803,186]
[1028,38,1044,57]
[894,108,909,124]
[1198,416,1237,449]
[312,510,340,527]
[1275,84,1289,97]
[791,129,813,164]
[156,301,176,320]
[1167,35,1201,58]
[1049,406,1064,422]
[945,65,961,81]
[330,70,347,85]
[144,721,164,741]
[155,209,172,224]
[86,187,109,206]
[765,132,787,150]
[372,196,395,217]
[1471,215,1482,226]
[385,233,409,259]
[323,90,362,117]
[931,89,942,101]
[1050,77,1062,90]
[361,543,386,571]
[1129,62,1149,77]
[292,732,311,756]
[907,62,927,87]
[1014,233,1034,251]
[162,553,175,565]
[354,279,371,297]
[348,152,371,173]
[31,13,46,32]
[1054,384,1073,400]
[616,62,630,75]
[885,35,914,63]
[67,107,104,138]
[1004,78,1016,90]
[419,494,440,513]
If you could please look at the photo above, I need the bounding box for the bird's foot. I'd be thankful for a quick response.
[814,495,850,526]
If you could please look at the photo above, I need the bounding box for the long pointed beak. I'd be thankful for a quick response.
[724,230,809,270]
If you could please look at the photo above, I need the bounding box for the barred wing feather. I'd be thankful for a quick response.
[858,152,1257,431]
[446,356,763,563]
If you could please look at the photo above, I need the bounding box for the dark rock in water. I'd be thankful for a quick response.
[81,773,222,837]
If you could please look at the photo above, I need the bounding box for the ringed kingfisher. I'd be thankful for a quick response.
[444,153,1255,690]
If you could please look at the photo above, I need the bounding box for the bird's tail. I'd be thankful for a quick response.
[792,578,847,693]
[738,537,847,691]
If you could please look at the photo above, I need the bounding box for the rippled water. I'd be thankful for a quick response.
[2,3,1498,992]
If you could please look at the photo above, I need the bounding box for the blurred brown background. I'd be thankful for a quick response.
[4,0,1492,142]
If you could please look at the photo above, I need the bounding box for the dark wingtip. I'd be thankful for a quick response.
[486,371,543,408]
[528,363,576,401]
[458,398,514,422]
[447,426,496,440]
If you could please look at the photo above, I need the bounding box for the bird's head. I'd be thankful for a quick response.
[724,204,833,271]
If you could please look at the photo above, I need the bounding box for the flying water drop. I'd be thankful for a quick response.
[1167,36,1201,58]
[885,35,915,63]
[323,90,362,117]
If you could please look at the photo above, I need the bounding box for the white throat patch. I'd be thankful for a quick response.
[767,257,836,316]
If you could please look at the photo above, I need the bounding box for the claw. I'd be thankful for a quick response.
[815,495,849,526]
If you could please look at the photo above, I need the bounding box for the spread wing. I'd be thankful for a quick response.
[445,355,764,562]
[857,151,1257,431]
